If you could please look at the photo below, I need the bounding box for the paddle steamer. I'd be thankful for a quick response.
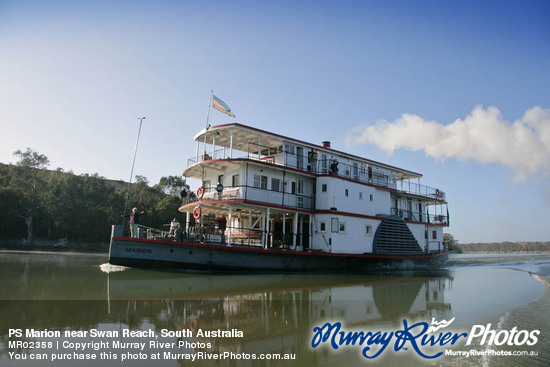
[109,123,451,271]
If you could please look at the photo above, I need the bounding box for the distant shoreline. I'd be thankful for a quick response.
[458,251,550,254]
[0,240,108,253]
[455,242,550,254]
[0,249,108,256]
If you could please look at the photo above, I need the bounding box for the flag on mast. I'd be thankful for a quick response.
[212,95,236,117]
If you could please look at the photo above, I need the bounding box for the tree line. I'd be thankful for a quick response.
[0,148,195,251]
[455,241,550,253]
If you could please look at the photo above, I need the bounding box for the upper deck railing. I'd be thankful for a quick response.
[194,184,316,210]
[187,146,446,202]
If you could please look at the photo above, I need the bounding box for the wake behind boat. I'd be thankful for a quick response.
[109,122,452,272]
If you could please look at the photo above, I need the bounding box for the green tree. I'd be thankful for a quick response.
[1,155,198,248]
[444,233,462,253]
[154,175,196,217]
[12,148,50,246]
[0,186,25,240]
[155,175,189,197]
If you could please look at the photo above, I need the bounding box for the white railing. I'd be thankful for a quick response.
[187,149,445,202]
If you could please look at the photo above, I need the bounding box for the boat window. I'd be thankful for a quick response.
[322,184,327,192]
[291,182,296,194]
[296,147,304,170]
[271,178,280,192]
[366,225,372,235]
[307,150,317,172]
[253,175,267,189]
[359,192,363,199]
[432,230,437,240]
[284,144,295,155]
[321,154,328,174]
[339,222,346,233]
[218,175,224,185]
[370,194,373,202]
[320,222,326,232]
[261,176,268,190]
[232,174,239,187]
[345,189,349,197]
[203,180,211,189]
[331,218,339,233]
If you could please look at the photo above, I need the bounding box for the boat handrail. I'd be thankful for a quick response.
[390,207,448,224]
[126,222,310,250]
[187,149,445,201]
[195,184,316,210]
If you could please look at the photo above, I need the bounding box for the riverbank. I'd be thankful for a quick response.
[457,241,550,253]
[0,240,109,253]
[0,249,108,257]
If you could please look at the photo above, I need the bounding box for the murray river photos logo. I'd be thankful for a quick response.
[311,318,540,359]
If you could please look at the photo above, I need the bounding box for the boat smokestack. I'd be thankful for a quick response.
[322,141,331,148]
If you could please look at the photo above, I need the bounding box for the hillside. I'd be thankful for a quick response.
[0,161,191,250]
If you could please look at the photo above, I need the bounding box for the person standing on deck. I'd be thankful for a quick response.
[217,216,227,244]
[129,207,145,238]
[169,218,181,240]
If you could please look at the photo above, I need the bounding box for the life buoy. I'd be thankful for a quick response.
[196,186,205,199]
[193,205,202,220]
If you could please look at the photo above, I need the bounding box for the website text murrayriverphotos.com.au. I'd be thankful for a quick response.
[311,317,540,360]
[5,317,540,364]
[7,327,295,363]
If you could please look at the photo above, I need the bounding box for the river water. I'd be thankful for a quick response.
[0,251,548,366]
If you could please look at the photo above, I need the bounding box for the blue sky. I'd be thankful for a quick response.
[0,0,549,243]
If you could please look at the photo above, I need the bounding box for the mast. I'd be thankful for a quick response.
[122,116,146,227]
[203,89,213,160]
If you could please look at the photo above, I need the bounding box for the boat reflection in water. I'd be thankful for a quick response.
[3,253,548,366]
[103,268,453,366]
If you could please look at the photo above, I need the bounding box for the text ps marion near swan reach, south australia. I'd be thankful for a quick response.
[6,318,540,363]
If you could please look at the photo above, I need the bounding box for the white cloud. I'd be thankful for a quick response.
[345,105,550,183]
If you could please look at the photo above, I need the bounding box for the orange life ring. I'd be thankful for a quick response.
[193,205,202,220]
[196,186,205,199]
